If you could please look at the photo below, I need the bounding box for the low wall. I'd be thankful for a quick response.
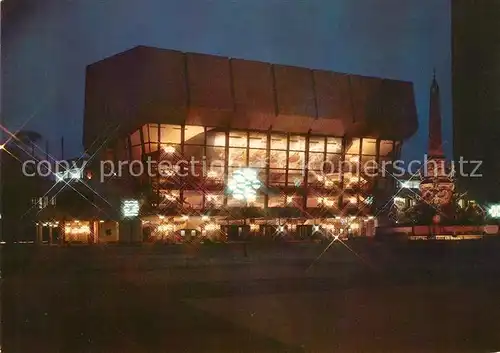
[376,224,500,238]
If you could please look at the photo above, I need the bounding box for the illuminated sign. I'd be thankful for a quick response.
[227,168,261,201]
[121,199,140,218]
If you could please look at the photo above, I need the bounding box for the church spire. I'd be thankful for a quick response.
[428,71,444,157]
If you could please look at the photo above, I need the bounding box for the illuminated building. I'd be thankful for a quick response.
[82,46,418,239]
[420,74,454,207]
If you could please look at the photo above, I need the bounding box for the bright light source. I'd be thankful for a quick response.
[227,168,261,202]
[0,144,5,150]
[201,215,209,221]
[181,215,189,220]
[488,204,500,219]
[121,199,140,218]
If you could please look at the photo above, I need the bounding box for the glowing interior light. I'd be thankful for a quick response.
[122,199,140,218]
[228,168,261,201]
[204,223,218,232]
[207,170,219,179]
[201,215,209,221]
[488,204,500,219]
[313,225,320,232]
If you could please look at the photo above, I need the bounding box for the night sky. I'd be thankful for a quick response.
[2,0,451,162]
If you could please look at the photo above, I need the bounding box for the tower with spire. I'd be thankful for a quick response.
[420,72,455,207]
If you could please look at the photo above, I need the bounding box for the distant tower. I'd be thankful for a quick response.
[420,72,454,207]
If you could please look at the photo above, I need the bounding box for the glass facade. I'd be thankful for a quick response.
[125,124,401,215]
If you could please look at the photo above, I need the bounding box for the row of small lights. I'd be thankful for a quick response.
[151,214,374,234]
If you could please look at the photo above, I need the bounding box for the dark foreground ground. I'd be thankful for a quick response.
[2,239,500,353]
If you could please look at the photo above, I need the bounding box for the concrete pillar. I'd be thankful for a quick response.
[48,226,53,245]
[36,224,43,245]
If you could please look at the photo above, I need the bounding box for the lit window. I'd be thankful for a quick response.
[327,138,342,153]
[289,135,306,151]
[229,131,248,147]
[159,125,181,144]
[184,126,205,145]
[271,134,287,150]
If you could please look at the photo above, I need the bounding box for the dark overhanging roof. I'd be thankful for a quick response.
[83,45,418,151]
